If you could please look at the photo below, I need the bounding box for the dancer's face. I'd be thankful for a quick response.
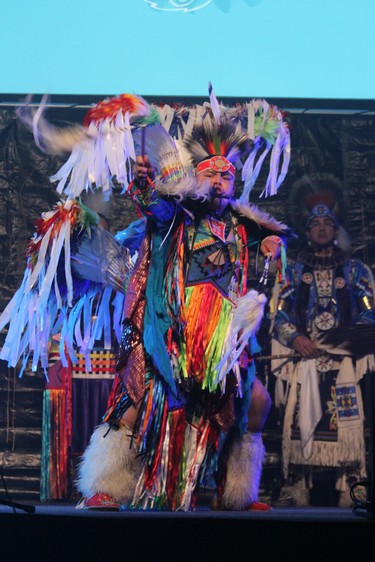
[307,216,336,248]
[196,169,235,215]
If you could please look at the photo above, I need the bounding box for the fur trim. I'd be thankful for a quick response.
[154,174,210,201]
[221,432,265,509]
[76,423,143,504]
[231,199,287,233]
[152,183,288,234]
[279,481,310,507]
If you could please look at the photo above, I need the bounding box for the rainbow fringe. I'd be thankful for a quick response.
[128,371,220,510]
[41,389,70,501]
[180,284,232,391]
[40,356,72,501]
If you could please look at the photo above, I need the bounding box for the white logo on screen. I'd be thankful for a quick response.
[145,1,212,12]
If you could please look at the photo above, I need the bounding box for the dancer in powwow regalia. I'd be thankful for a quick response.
[0,88,291,510]
[272,174,375,506]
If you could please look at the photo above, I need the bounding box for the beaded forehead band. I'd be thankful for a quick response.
[196,156,235,178]
[306,204,339,229]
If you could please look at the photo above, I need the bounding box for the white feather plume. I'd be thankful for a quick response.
[16,94,94,155]
[208,81,222,124]
[215,290,267,392]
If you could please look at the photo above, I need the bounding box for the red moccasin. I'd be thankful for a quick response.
[78,493,120,511]
[247,501,272,511]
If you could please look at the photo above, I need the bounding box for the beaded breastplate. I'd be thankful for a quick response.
[185,215,240,297]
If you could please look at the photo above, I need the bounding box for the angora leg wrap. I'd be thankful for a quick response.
[76,423,143,504]
[221,432,265,510]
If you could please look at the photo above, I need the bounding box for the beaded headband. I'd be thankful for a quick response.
[306,204,339,229]
[196,156,235,177]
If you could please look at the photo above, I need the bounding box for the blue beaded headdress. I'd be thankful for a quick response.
[305,203,339,229]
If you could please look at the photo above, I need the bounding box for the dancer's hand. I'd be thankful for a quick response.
[133,155,155,185]
[260,235,283,260]
[292,335,319,359]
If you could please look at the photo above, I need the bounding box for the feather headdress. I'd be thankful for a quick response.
[179,86,290,200]
[287,173,352,252]
[288,173,347,234]
[183,112,252,168]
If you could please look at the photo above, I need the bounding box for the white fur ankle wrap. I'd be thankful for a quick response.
[221,432,265,509]
[76,423,143,503]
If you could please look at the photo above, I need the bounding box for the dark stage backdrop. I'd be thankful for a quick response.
[0,101,375,502]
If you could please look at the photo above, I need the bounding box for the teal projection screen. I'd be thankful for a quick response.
[1,0,374,102]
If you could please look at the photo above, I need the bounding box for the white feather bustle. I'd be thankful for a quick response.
[76,423,143,504]
[221,432,265,509]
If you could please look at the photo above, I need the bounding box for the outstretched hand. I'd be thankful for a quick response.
[133,155,155,185]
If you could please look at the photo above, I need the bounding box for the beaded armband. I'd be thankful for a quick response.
[276,321,301,348]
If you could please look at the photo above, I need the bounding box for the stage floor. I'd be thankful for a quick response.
[0,501,370,520]
[0,501,374,562]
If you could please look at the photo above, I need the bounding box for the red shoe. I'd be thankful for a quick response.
[247,501,272,511]
[210,495,272,512]
[78,493,120,511]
